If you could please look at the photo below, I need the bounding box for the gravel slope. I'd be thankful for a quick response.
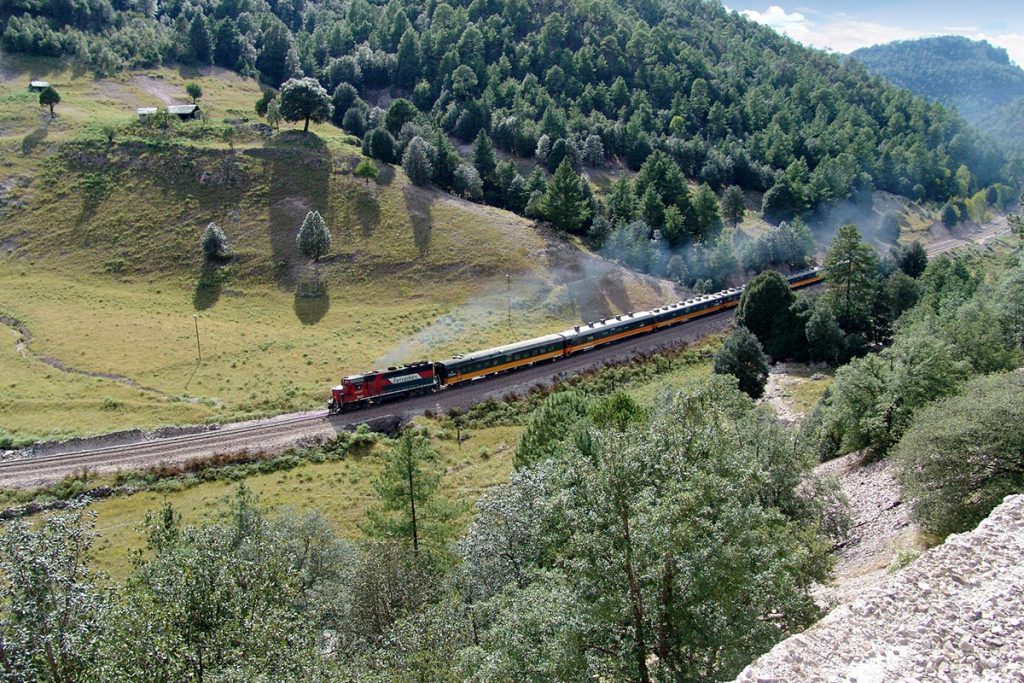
[735,494,1024,683]
[814,451,923,607]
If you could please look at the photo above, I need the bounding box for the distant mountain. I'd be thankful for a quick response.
[851,36,1024,146]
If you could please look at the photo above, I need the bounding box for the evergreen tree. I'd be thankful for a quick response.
[453,163,483,200]
[256,21,297,86]
[824,224,878,333]
[187,14,213,64]
[895,241,929,278]
[363,128,397,163]
[539,159,591,233]
[402,135,435,186]
[185,82,202,104]
[514,391,589,468]
[472,130,499,190]
[395,29,421,88]
[201,222,228,260]
[692,183,723,241]
[296,210,332,261]
[638,186,665,228]
[713,327,770,398]
[213,18,242,69]
[362,432,456,556]
[607,176,636,223]
[38,86,60,118]
[354,158,379,185]
[384,98,417,136]
[805,301,845,364]
[736,270,799,358]
[279,77,332,132]
[722,185,745,227]
[265,100,281,130]
[330,84,358,126]
[341,107,366,136]
[255,89,276,117]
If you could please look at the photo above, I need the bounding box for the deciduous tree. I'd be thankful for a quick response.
[279,77,332,132]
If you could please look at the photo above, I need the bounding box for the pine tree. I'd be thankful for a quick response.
[201,222,228,260]
[188,14,213,64]
[692,183,723,241]
[354,158,379,185]
[185,82,202,104]
[607,176,636,223]
[722,185,745,227]
[38,86,60,118]
[296,210,332,261]
[713,327,770,398]
[472,130,498,189]
[362,433,457,557]
[638,186,665,229]
[539,159,591,233]
[402,136,435,186]
[395,29,421,88]
[824,223,878,333]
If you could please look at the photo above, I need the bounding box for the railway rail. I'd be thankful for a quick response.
[0,218,1014,489]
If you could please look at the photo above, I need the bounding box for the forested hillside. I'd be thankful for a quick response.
[1,0,1013,229]
[851,37,1024,147]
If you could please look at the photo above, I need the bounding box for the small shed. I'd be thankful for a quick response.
[137,107,158,123]
[167,104,202,121]
[28,80,50,92]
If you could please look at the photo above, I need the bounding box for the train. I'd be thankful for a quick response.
[327,267,824,413]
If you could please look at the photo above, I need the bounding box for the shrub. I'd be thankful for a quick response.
[896,371,1024,538]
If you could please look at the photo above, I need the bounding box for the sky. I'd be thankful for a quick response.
[727,2,1024,66]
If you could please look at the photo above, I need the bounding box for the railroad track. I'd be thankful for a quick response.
[2,217,1016,489]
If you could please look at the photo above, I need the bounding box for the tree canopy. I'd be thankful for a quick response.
[279,77,332,132]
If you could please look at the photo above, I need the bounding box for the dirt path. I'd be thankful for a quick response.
[0,314,190,399]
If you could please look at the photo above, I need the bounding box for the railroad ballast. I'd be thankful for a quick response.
[327,267,824,413]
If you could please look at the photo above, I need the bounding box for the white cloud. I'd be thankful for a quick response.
[739,6,814,44]
[739,4,1024,65]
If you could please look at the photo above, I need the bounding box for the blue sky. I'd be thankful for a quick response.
[727,2,1024,65]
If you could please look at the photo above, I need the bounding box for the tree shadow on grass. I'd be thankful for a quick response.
[21,127,47,155]
[354,188,381,238]
[403,186,433,256]
[294,267,330,325]
[252,131,332,288]
[193,262,223,311]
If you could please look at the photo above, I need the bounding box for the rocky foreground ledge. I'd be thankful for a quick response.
[735,494,1024,683]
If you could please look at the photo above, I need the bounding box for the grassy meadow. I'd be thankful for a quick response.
[0,53,681,442]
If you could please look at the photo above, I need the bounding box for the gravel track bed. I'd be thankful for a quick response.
[735,494,1024,683]
[0,306,742,488]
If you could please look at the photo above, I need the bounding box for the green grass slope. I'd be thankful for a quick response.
[0,55,681,443]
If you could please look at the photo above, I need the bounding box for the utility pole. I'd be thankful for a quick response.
[506,274,511,329]
[193,314,202,363]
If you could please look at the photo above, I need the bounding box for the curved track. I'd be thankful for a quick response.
[1,218,1013,489]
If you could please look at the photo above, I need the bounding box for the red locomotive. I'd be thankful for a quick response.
[328,361,435,412]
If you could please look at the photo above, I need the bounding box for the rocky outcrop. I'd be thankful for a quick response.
[735,494,1024,682]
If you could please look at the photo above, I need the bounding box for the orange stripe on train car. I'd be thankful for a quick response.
[443,348,565,385]
[566,324,656,354]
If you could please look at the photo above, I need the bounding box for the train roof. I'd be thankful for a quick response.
[437,333,565,366]
[556,309,657,338]
[343,360,432,381]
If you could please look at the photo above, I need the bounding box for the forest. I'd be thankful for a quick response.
[851,36,1024,149]
[2,0,1017,232]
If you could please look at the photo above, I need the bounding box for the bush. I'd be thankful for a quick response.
[713,327,769,398]
[896,371,1024,538]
